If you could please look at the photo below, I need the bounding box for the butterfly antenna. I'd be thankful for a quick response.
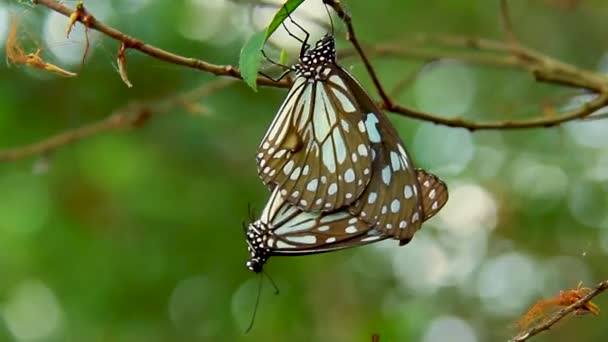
[263,270,280,295]
[247,202,254,222]
[322,1,335,36]
[245,273,264,334]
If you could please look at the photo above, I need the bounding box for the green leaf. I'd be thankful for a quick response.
[279,49,289,65]
[238,0,305,91]
[239,31,266,91]
[264,0,305,42]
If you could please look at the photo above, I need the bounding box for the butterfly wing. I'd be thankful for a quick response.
[327,66,426,244]
[416,169,449,221]
[259,188,389,255]
[257,73,374,212]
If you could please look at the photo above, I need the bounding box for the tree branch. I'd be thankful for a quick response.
[323,0,608,130]
[322,0,394,107]
[0,79,236,162]
[6,0,608,161]
[31,0,290,88]
[509,280,608,342]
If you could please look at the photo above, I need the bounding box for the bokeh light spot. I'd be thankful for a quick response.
[438,183,497,235]
[0,172,50,236]
[168,275,221,338]
[422,316,477,342]
[251,0,330,57]
[391,236,449,295]
[414,61,476,117]
[477,252,541,316]
[568,180,608,228]
[179,0,245,46]
[413,124,474,175]
[0,5,8,47]
[2,279,63,341]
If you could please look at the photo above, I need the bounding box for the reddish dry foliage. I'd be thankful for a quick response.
[5,15,77,77]
[517,282,600,331]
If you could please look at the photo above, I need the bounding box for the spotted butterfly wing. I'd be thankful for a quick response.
[308,61,421,244]
[257,35,374,212]
[416,169,448,221]
[317,54,449,244]
[245,187,389,273]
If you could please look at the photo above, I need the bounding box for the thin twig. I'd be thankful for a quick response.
[385,92,608,130]
[324,0,608,130]
[509,280,608,342]
[0,79,236,162]
[323,0,394,107]
[31,0,290,88]
[499,0,518,47]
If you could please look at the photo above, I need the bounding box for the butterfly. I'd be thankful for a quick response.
[245,167,447,273]
[245,186,390,273]
[256,33,448,244]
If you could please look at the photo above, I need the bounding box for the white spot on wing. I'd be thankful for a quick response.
[273,150,286,159]
[361,235,381,242]
[391,199,401,213]
[285,235,317,244]
[357,144,368,156]
[313,85,332,141]
[328,183,337,195]
[283,160,294,175]
[364,113,381,143]
[390,151,401,171]
[322,140,336,172]
[329,75,347,90]
[344,168,355,183]
[404,185,413,199]
[358,121,366,133]
[290,167,302,180]
[333,129,347,164]
[368,192,377,204]
[276,241,295,249]
[382,166,391,185]
[341,119,350,132]
[411,212,420,223]
[307,179,319,191]
[331,87,356,112]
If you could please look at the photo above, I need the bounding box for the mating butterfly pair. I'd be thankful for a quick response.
[245,34,448,273]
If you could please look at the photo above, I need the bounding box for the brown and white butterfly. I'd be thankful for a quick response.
[256,34,448,244]
[245,170,447,273]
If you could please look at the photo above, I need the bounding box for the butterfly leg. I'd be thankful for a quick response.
[279,5,310,58]
[258,50,292,82]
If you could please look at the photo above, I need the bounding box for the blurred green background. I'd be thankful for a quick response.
[1,0,608,341]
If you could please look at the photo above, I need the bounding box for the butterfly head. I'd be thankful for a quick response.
[245,220,270,273]
[294,34,336,79]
